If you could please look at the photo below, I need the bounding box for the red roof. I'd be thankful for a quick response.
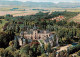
[30,42,40,46]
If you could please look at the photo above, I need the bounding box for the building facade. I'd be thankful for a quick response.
[20,29,51,40]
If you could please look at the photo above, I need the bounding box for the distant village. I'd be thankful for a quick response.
[49,15,66,21]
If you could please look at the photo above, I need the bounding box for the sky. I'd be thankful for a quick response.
[1,0,80,3]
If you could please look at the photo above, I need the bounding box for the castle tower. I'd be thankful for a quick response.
[33,25,38,40]
[33,30,38,40]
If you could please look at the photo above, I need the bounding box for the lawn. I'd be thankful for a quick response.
[0,19,8,32]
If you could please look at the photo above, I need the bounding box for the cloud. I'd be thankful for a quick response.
[1,0,80,3]
[18,0,76,2]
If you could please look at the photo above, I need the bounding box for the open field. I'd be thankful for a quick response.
[1,5,80,11]
[69,14,80,23]
[0,10,39,17]
[0,6,80,17]
[0,19,8,32]
[50,8,80,12]
[0,9,80,17]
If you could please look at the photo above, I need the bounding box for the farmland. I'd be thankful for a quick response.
[0,10,38,17]
[69,14,80,23]
[0,6,80,17]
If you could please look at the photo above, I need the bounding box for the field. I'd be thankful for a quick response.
[69,14,80,23]
[0,10,39,17]
[0,6,80,17]
[50,8,80,12]
[0,19,8,32]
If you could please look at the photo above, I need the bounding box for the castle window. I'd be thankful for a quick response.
[39,36,41,39]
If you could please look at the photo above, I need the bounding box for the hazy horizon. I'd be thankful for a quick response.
[0,0,80,3]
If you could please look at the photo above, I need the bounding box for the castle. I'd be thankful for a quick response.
[20,26,52,40]
[18,26,58,46]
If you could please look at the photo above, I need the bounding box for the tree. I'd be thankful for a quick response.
[4,50,14,57]
[37,45,41,56]
[14,36,20,49]
[69,55,73,57]
[30,43,39,57]
[47,43,51,53]
[53,35,57,46]
[14,50,20,57]
[68,21,77,27]
[49,53,54,57]
[9,41,14,47]
[20,44,30,55]
[41,20,47,29]
[16,25,20,33]
[53,49,56,57]
[40,53,47,57]
[77,50,80,56]
[44,44,48,51]
[58,50,67,57]
[21,53,30,57]
[0,48,5,57]
[0,32,14,48]
[25,39,28,44]
[41,44,45,54]
[29,50,33,57]
[0,20,2,24]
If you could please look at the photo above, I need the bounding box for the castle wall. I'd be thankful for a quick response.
[20,30,50,40]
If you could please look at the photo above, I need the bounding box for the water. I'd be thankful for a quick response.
[71,43,78,47]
